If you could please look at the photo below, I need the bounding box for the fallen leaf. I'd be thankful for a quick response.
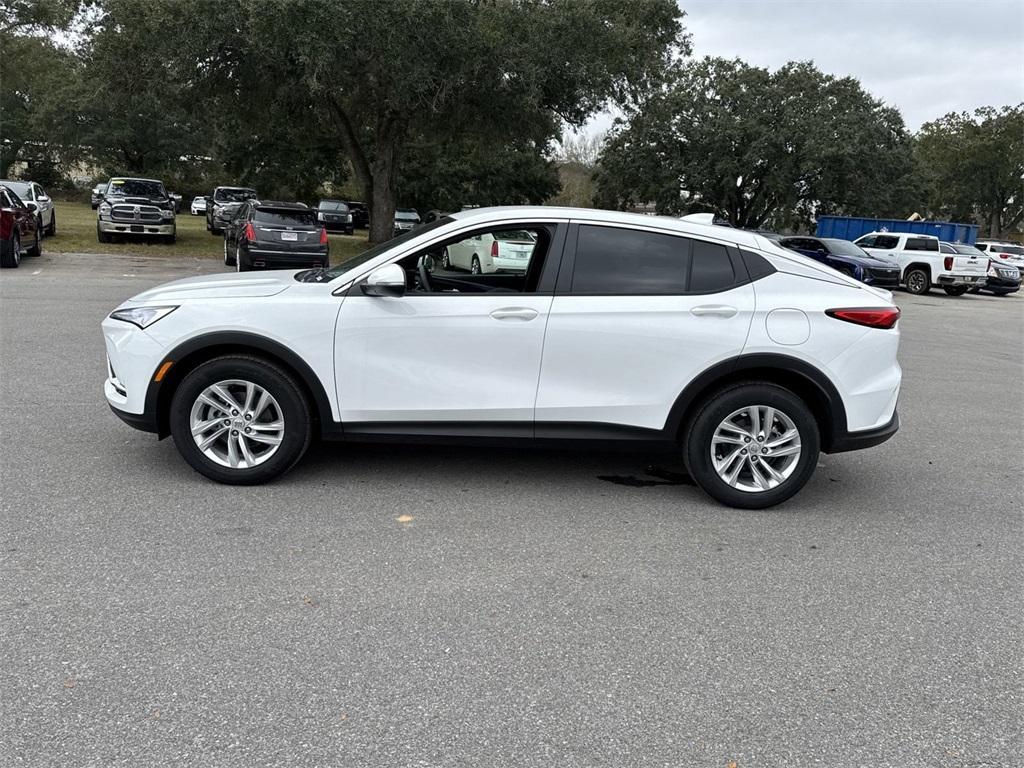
[727,762,738,768]
[302,595,315,606]
[396,515,414,523]
[63,679,76,689]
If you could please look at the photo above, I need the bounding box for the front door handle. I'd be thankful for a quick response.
[490,307,539,321]
[690,305,738,318]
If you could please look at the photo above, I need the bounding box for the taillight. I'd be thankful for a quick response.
[319,226,328,245]
[943,256,953,270]
[243,222,256,241]
[826,307,900,330]
[997,252,1011,259]
[491,240,499,259]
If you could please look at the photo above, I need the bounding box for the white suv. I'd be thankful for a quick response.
[853,231,987,295]
[102,207,902,509]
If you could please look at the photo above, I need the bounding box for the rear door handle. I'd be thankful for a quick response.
[490,307,539,321]
[690,305,738,318]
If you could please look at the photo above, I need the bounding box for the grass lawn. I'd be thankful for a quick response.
[46,201,370,263]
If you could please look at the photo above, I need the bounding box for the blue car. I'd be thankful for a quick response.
[778,236,900,288]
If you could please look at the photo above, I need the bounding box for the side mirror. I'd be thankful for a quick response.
[38,195,50,203]
[26,202,38,212]
[361,263,406,297]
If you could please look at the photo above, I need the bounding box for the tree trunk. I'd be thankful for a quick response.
[989,208,1001,238]
[367,128,401,244]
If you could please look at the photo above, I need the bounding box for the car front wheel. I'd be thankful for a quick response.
[685,383,820,509]
[169,356,312,484]
[904,268,930,295]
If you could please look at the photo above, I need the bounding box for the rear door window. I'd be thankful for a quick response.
[254,209,317,228]
[905,237,938,251]
[690,240,735,292]
[571,225,690,294]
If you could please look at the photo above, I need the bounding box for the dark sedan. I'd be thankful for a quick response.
[223,201,328,272]
[779,236,900,288]
[316,199,354,235]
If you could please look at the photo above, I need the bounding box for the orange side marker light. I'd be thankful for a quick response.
[154,361,174,382]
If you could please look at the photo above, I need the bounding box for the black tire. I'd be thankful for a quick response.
[97,226,112,244]
[236,244,248,271]
[164,233,177,245]
[169,355,312,485]
[943,286,969,296]
[684,382,821,509]
[36,215,44,235]
[904,267,930,295]
[0,234,20,268]
[47,211,56,237]
[223,237,235,266]
[26,227,41,257]
[471,255,481,275]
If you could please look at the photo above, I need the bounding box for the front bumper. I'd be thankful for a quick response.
[322,221,354,233]
[980,274,1021,292]
[827,411,899,453]
[108,401,158,433]
[99,219,175,236]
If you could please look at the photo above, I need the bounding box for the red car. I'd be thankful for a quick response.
[0,184,41,268]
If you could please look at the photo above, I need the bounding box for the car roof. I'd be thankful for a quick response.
[858,230,938,240]
[216,186,256,191]
[110,177,163,183]
[448,206,767,249]
[254,200,307,209]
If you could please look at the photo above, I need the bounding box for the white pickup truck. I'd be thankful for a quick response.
[853,231,988,296]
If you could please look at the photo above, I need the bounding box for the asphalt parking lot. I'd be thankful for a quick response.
[2,250,1022,767]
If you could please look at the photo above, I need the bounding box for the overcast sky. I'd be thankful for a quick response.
[583,0,1023,137]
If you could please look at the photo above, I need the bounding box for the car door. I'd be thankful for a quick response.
[535,223,756,433]
[334,222,565,429]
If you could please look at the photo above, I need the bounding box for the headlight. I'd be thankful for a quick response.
[99,203,111,218]
[317,212,324,221]
[109,305,178,329]
[161,208,174,219]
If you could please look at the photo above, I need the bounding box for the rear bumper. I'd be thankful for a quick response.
[244,245,329,268]
[936,274,986,287]
[827,411,899,453]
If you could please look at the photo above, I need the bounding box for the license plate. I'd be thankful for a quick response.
[281,232,298,242]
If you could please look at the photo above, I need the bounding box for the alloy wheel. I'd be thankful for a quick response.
[189,379,285,469]
[710,405,802,492]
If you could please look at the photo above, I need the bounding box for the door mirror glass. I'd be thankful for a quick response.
[362,263,406,296]
[25,201,38,212]
[38,194,50,202]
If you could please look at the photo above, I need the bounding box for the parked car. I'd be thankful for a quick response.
[90,184,105,209]
[0,184,42,268]
[190,196,207,216]
[222,200,328,272]
[315,199,354,235]
[168,192,183,213]
[440,229,537,274]
[102,206,901,509]
[778,236,900,288]
[974,240,1024,272]
[347,201,369,229]
[853,231,987,295]
[942,242,1021,296]
[206,186,258,234]
[0,179,56,237]
[393,208,421,235]
[96,177,177,244]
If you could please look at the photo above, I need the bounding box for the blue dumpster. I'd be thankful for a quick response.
[815,216,979,245]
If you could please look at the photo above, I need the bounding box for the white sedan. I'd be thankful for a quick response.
[101,206,902,508]
[190,196,207,215]
[441,230,536,274]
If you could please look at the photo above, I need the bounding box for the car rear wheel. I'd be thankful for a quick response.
[169,356,312,485]
[471,256,481,275]
[236,244,247,271]
[904,268,930,295]
[684,383,820,509]
[47,211,56,237]
[26,227,41,257]
[0,233,20,268]
[223,237,235,266]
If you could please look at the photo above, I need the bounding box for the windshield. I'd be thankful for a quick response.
[303,216,454,283]
[319,201,348,211]
[108,179,165,198]
[395,210,420,221]
[215,188,257,203]
[254,208,316,227]
[950,244,985,256]
[822,238,871,257]
[3,181,31,198]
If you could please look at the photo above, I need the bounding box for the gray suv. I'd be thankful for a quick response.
[206,186,258,234]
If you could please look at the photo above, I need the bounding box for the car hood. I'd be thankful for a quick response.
[126,271,299,303]
[833,253,895,269]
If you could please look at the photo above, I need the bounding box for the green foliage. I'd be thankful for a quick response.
[916,105,1024,237]
[595,57,919,230]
